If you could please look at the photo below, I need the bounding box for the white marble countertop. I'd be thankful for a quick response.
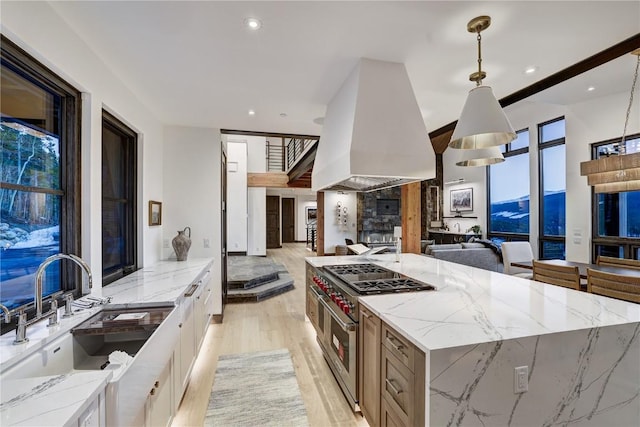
[306,253,640,353]
[0,371,112,426]
[0,257,213,426]
[100,258,213,304]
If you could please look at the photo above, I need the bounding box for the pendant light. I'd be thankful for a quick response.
[580,50,640,193]
[455,146,504,167]
[449,16,516,152]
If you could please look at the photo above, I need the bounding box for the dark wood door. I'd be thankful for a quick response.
[282,197,295,243]
[266,196,280,248]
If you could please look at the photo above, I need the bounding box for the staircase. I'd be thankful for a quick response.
[227,256,295,303]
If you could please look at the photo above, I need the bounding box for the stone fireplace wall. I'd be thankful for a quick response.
[357,187,402,244]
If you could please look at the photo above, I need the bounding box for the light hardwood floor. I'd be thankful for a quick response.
[172,243,369,427]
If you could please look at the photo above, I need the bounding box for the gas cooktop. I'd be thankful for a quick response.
[322,263,435,295]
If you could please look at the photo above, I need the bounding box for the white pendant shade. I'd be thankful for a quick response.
[455,146,505,167]
[449,85,516,149]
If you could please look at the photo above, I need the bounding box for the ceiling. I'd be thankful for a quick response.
[47,1,640,138]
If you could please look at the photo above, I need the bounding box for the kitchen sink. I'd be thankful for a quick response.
[1,303,175,380]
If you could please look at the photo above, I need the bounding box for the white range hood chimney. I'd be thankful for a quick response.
[312,58,435,192]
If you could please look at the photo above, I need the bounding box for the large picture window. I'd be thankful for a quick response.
[591,134,640,260]
[487,129,530,243]
[0,36,80,320]
[538,117,566,259]
[102,111,137,285]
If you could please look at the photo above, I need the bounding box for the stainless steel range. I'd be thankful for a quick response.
[305,262,435,412]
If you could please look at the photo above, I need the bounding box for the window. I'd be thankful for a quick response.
[591,134,640,260]
[538,118,566,259]
[0,36,81,321]
[102,111,137,285]
[487,129,530,242]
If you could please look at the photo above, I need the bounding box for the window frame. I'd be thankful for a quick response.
[101,110,138,285]
[486,128,530,243]
[0,35,81,332]
[537,117,566,259]
[589,132,640,261]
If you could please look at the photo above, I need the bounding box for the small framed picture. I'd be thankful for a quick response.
[450,188,473,212]
[149,200,162,226]
[306,207,317,224]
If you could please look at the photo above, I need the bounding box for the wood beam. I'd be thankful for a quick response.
[247,172,289,188]
[401,182,421,254]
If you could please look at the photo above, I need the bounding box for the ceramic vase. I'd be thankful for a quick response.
[172,226,192,261]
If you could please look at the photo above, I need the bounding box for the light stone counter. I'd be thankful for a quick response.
[1,371,111,426]
[0,257,213,426]
[306,253,640,426]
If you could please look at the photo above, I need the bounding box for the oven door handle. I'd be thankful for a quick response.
[320,298,357,332]
[310,285,325,300]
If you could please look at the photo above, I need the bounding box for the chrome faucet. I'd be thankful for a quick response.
[14,253,93,344]
[454,222,461,232]
[0,303,11,323]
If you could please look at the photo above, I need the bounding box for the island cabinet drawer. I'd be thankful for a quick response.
[382,323,415,372]
[381,344,426,427]
[381,394,406,427]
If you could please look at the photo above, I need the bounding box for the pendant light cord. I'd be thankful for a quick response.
[621,54,640,155]
[476,30,483,86]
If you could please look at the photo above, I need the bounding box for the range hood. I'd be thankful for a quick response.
[312,58,435,192]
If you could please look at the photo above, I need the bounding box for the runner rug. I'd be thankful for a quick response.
[204,348,309,426]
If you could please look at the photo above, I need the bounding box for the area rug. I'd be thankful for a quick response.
[204,349,309,427]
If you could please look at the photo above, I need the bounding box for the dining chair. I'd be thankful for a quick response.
[501,242,534,279]
[532,260,581,291]
[596,255,640,271]
[587,268,640,303]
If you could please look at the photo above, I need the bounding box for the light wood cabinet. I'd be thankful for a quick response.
[359,305,381,427]
[358,308,425,427]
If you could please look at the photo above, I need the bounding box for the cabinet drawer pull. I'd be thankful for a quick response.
[150,388,156,396]
[385,378,403,395]
[386,336,406,354]
[154,381,160,388]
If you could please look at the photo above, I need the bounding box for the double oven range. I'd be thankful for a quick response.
[305,262,435,411]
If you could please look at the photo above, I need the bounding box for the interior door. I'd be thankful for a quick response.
[282,197,295,243]
[266,196,280,249]
[221,148,228,315]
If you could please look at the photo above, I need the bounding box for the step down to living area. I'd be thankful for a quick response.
[227,256,295,303]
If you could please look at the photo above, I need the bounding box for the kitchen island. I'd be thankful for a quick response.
[307,253,640,426]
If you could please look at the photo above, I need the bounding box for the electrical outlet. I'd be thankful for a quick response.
[203,238,210,248]
[514,366,528,393]
[162,239,169,248]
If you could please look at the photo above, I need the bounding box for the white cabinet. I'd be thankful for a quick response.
[147,355,174,427]
[177,295,196,400]
[77,389,106,427]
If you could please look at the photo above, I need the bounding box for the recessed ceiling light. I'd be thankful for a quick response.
[244,18,262,30]
[313,117,324,125]
[524,66,538,74]
[248,109,256,116]
[279,113,288,118]
[587,86,596,92]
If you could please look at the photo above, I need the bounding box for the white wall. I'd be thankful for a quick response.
[226,142,248,252]
[1,1,165,291]
[441,153,488,238]
[323,191,357,253]
[163,126,222,314]
[247,188,267,255]
[297,196,317,241]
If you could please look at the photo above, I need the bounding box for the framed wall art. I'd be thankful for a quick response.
[450,188,473,212]
[149,200,162,226]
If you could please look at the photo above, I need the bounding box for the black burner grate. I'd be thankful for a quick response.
[348,278,435,295]
[324,264,390,275]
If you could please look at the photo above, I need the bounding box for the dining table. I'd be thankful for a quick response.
[510,259,640,291]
